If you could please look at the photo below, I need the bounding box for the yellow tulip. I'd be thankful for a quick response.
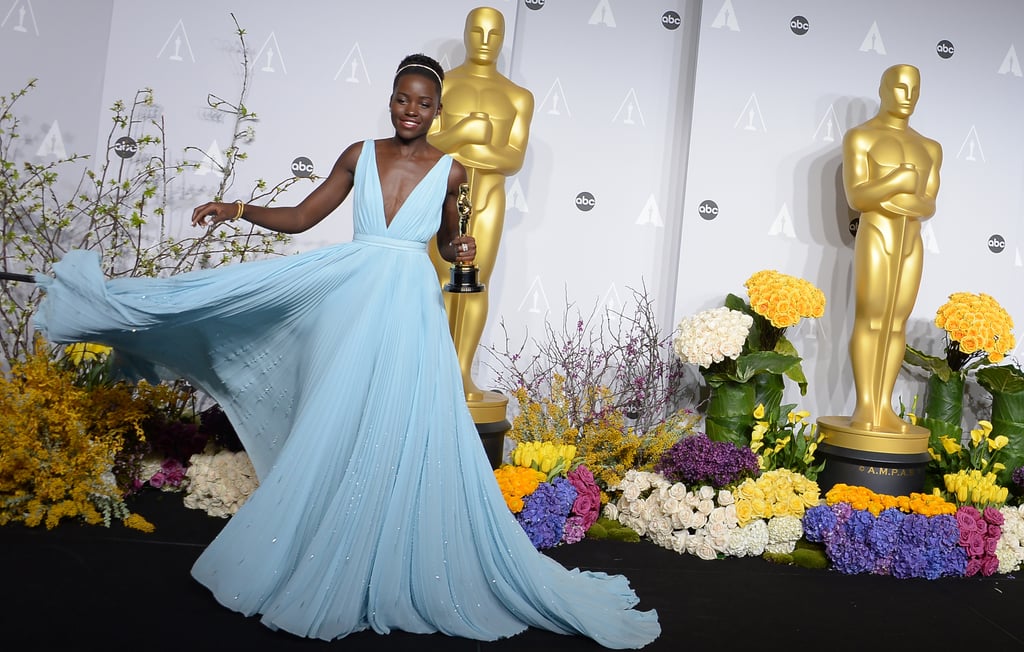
[753,404,766,419]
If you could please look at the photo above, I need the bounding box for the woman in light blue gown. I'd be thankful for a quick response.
[33,54,660,649]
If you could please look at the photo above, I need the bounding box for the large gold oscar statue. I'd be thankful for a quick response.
[428,6,534,426]
[817,64,943,494]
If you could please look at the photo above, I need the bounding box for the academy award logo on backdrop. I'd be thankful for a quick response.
[956,126,986,163]
[612,89,645,126]
[734,94,767,132]
[539,78,572,117]
[790,16,809,36]
[636,196,663,227]
[194,141,225,176]
[859,21,886,54]
[662,11,682,31]
[813,105,843,143]
[711,0,739,31]
[2,0,38,35]
[999,45,1021,76]
[768,204,796,239]
[588,0,616,27]
[517,277,550,315]
[256,33,288,75]
[506,178,530,213]
[157,19,196,63]
[35,120,65,159]
[936,40,955,59]
[334,43,370,84]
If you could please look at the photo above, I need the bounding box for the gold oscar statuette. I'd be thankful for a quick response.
[444,182,485,294]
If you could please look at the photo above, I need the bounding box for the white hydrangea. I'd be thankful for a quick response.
[672,306,753,368]
[996,505,1024,574]
[183,448,259,518]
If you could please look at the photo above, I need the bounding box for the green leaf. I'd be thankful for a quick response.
[976,364,1024,395]
[775,336,808,395]
[734,351,800,383]
[904,345,953,381]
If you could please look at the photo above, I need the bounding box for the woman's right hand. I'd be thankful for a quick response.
[191,201,240,227]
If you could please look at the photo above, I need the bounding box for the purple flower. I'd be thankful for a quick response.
[516,478,578,549]
[567,465,601,531]
[563,515,587,544]
[654,433,760,489]
[802,504,838,543]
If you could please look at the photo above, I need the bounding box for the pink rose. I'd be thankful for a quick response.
[966,558,983,577]
[983,506,1004,526]
[955,508,978,535]
[149,471,166,489]
[966,532,986,557]
[980,554,1000,577]
[985,536,1000,555]
[987,524,1002,539]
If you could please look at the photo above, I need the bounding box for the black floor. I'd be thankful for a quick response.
[3,489,1024,651]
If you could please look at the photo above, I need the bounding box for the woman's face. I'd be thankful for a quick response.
[390,74,439,139]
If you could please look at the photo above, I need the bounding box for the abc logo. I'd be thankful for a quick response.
[291,156,314,178]
[849,218,860,237]
[698,200,719,220]
[936,40,955,59]
[661,11,682,30]
[524,0,545,10]
[575,191,596,211]
[113,136,138,159]
[790,16,809,36]
[988,234,1006,253]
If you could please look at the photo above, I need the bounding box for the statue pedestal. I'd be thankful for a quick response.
[468,390,509,470]
[815,416,931,496]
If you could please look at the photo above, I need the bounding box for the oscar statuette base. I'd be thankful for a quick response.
[815,416,931,496]
[468,390,510,470]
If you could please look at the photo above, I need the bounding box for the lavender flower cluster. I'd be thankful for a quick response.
[803,503,967,579]
[654,433,760,489]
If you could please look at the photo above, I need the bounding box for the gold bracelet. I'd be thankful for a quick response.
[232,200,244,221]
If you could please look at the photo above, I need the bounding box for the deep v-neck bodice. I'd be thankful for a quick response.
[359,140,451,237]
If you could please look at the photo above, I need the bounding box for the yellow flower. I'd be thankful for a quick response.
[938,436,962,455]
[753,404,766,419]
[988,435,1009,452]
[63,342,113,366]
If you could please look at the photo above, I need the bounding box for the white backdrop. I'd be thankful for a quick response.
[2,0,1023,430]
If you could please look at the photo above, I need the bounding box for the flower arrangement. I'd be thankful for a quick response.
[0,337,153,531]
[672,306,752,369]
[906,292,1016,379]
[803,501,966,578]
[182,447,259,518]
[799,483,1019,578]
[995,505,1024,573]
[944,470,1008,507]
[493,442,602,549]
[508,379,696,490]
[749,403,825,479]
[905,292,1016,446]
[653,433,759,488]
[605,468,818,561]
[924,419,1009,492]
[732,468,821,528]
[675,269,825,447]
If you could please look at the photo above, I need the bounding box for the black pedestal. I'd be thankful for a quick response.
[815,442,931,496]
[476,419,509,470]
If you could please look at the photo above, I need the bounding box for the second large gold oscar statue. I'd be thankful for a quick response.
[816,64,943,495]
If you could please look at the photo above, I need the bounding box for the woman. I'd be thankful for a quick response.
[34,54,660,649]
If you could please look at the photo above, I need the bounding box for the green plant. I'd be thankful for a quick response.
[0,14,305,366]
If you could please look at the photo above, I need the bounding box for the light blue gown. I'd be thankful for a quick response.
[33,139,660,648]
